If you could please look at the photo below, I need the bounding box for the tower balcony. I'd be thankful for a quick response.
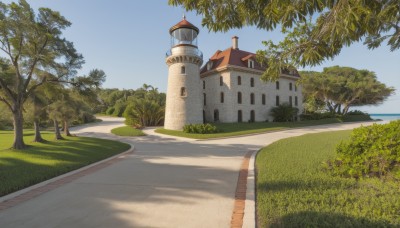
[166,46,203,59]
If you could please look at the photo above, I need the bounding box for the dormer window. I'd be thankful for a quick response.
[207,61,213,70]
[248,60,254,68]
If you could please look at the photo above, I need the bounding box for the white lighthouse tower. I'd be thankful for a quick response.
[164,17,203,130]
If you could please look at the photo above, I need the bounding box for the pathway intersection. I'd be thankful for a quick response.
[0,117,377,228]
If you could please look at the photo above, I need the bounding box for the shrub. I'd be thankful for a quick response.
[300,112,337,121]
[183,123,219,134]
[326,120,400,179]
[106,107,115,115]
[270,103,299,122]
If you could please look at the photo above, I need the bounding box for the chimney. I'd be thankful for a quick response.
[232,36,239,49]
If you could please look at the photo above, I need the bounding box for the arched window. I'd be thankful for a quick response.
[203,93,206,106]
[250,93,255,105]
[237,76,242,85]
[180,87,187,97]
[262,94,266,105]
[295,96,298,106]
[214,109,219,122]
[289,82,293,91]
[276,81,280,90]
[220,76,223,86]
[181,66,185,74]
[238,92,242,104]
[238,110,243,122]
[203,110,206,123]
[203,81,205,89]
[250,78,254,87]
[250,110,255,122]
[220,92,224,103]
[276,96,280,106]
[289,96,293,106]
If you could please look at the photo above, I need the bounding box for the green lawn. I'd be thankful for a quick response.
[0,130,131,197]
[256,130,400,227]
[156,118,343,139]
[111,126,146,136]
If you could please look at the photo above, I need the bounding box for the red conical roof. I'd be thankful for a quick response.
[169,18,199,34]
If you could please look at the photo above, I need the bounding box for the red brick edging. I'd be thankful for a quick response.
[231,150,254,228]
[0,148,133,212]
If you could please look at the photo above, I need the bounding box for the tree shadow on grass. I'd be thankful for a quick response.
[268,211,396,228]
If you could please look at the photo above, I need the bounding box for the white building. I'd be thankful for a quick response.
[165,18,302,130]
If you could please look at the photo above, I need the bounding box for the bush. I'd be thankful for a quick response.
[300,112,337,121]
[183,123,219,134]
[106,107,115,116]
[270,103,299,122]
[341,114,372,122]
[326,120,400,179]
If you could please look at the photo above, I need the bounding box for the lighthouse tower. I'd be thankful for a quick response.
[164,17,203,130]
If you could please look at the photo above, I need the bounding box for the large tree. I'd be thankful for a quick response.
[0,0,83,149]
[300,66,395,114]
[170,0,400,80]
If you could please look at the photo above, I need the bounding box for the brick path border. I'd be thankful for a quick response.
[231,150,255,228]
[0,146,134,212]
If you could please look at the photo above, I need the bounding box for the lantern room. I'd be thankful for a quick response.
[169,16,199,47]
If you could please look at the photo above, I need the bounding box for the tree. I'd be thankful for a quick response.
[0,0,84,149]
[300,66,394,115]
[270,103,299,122]
[170,0,400,81]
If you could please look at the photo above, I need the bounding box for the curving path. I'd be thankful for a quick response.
[0,117,378,228]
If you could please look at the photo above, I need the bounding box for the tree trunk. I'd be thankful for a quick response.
[33,120,44,142]
[63,120,72,136]
[54,119,63,140]
[12,107,26,149]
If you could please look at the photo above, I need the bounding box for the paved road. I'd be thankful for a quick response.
[0,117,376,228]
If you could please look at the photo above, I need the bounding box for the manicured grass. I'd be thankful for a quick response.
[111,126,146,136]
[156,118,343,139]
[0,130,131,197]
[256,130,400,227]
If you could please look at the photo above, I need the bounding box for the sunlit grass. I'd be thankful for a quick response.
[256,130,400,227]
[111,126,146,136]
[156,118,342,139]
[0,130,130,196]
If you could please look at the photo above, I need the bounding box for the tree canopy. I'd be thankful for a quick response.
[300,66,395,114]
[169,0,400,81]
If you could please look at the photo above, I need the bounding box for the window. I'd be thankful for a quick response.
[289,96,293,106]
[295,96,298,106]
[237,76,241,85]
[207,61,213,70]
[180,87,187,97]
[181,66,185,74]
[214,109,219,122]
[220,76,223,86]
[203,81,205,89]
[203,93,206,106]
[250,110,255,122]
[220,92,224,103]
[262,94,266,105]
[289,83,293,91]
[295,85,297,92]
[248,60,254,68]
[250,93,255,105]
[203,110,206,123]
[238,92,242,104]
[276,81,280,90]
[276,96,280,106]
[250,78,254,87]
[238,110,243,122]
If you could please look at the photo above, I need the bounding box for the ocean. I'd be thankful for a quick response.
[370,114,400,121]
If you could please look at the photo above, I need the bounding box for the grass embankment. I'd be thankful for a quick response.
[156,118,343,139]
[111,126,146,136]
[0,130,130,197]
[256,130,400,227]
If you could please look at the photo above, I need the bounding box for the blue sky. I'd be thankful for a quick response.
[5,1,400,113]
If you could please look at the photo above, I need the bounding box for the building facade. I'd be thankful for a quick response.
[201,36,303,123]
[165,18,303,130]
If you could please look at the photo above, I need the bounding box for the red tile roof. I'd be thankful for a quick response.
[200,47,300,77]
[169,19,199,34]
